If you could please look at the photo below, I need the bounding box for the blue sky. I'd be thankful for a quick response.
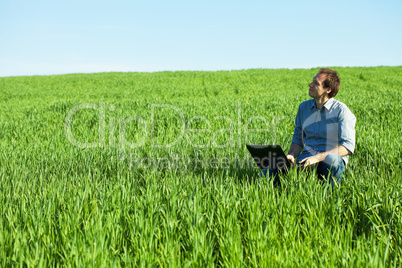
[1,0,401,77]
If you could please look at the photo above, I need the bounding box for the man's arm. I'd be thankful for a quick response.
[288,103,304,164]
[298,145,351,166]
[286,143,303,164]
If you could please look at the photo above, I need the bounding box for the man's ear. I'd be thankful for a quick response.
[326,88,332,95]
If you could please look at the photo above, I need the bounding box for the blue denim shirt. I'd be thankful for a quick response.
[291,98,356,166]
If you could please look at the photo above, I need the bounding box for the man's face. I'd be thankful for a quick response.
[308,73,330,99]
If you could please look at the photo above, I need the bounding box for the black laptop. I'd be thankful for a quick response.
[246,145,292,170]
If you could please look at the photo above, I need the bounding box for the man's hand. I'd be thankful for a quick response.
[298,155,322,167]
[299,146,351,167]
[286,154,295,164]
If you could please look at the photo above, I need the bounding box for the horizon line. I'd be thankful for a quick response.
[1,64,401,78]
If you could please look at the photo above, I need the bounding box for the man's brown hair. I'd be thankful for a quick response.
[319,68,340,98]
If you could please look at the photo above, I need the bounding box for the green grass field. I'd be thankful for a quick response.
[0,66,401,266]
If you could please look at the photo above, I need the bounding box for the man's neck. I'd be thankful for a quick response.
[315,96,330,110]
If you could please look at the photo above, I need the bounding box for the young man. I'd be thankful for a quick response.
[261,68,356,186]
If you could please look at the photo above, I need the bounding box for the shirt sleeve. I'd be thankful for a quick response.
[338,106,356,154]
[291,104,304,147]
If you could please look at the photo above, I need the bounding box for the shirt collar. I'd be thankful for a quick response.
[311,98,335,111]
